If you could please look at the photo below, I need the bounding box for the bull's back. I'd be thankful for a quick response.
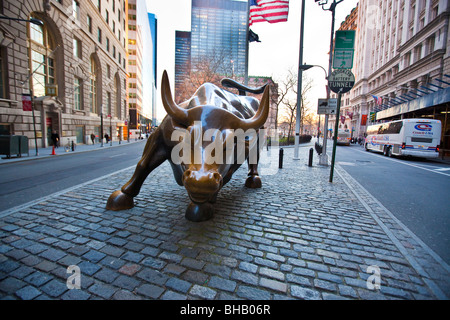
[179,83,260,120]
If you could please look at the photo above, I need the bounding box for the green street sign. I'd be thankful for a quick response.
[333,30,356,69]
[335,30,355,49]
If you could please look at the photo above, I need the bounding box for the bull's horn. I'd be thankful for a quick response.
[240,85,270,130]
[161,70,188,125]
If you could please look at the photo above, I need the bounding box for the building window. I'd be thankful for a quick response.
[73,1,80,20]
[105,10,109,24]
[73,37,81,58]
[28,16,56,97]
[97,28,102,43]
[113,46,116,58]
[87,15,92,33]
[107,64,111,78]
[89,57,97,113]
[74,77,82,110]
[106,37,110,52]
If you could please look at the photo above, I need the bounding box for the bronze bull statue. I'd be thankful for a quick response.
[106,70,270,222]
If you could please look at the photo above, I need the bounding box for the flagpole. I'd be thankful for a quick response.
[293,0,306,160]
[244,0,251,86]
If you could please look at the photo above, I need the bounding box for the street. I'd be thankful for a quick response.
[0,141,146,212]
[333,142,450,265]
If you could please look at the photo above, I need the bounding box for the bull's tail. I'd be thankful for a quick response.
[221,78,269,96]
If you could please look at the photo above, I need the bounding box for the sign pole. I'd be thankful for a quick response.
[30,90,39,156]
[294,0,306,160]
[329,90,342,183]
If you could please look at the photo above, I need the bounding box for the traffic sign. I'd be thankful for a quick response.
[328,69,355,94]
[333,49,354,69]
[333,30,356,69]
[335,30,355,49]
[317,98,337,115]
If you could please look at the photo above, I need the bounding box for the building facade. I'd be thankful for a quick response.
[0,0,128,148]
[190,0,247,76]
[333,0,450,153]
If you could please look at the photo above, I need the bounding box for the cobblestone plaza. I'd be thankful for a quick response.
[0,146,449,300]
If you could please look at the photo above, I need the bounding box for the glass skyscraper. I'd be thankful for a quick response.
[188,0,247,76]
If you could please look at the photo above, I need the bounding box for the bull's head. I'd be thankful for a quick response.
[161,70,270,204]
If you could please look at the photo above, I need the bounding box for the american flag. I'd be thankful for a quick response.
[249,0,289,26]
[372,95,382,106]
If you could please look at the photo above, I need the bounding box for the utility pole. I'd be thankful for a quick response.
[315,0,344,166]
[293,0,306,160]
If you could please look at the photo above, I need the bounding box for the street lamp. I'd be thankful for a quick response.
[299,64,329,161]
[0,15,44,26]
[314,0,344,166]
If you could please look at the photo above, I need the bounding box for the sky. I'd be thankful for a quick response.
[146,0,359,122]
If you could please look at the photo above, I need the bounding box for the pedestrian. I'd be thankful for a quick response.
[91,133,95,145]
[104,133,109,142]
[51,130,59,148]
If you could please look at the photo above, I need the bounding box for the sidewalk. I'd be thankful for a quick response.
[0,138,146,165]
[0,145,448,300]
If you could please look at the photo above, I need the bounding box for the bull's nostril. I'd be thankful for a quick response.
[213,172,222,183]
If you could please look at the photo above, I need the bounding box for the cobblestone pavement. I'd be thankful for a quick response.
[0,146,449,300]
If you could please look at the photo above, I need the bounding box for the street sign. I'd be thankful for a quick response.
[317,98,337,115]
[335,30,355,49]
[328,69,355,94]
[333,30,356,69]
[333,49,354,69]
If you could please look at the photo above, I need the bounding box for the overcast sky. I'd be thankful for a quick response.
[146,0,359,121]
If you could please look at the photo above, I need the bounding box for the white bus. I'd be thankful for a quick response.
[365,119,441,158]
[336,129,351,146]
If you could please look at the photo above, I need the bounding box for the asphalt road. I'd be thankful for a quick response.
[0,141,146,212]
[333,142,450,265]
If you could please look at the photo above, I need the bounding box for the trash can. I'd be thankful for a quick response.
[0,135,20,158]
[18,136,29,157]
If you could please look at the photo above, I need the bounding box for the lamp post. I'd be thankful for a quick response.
[293,0,306,160]
[314,0,344,166]
[0,15,44,26]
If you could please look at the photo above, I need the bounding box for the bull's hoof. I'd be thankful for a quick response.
[106,190,134,211]
[185,202,214,222]
[245,175,262,188]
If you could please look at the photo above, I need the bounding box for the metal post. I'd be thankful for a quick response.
[30,90,39,156]
[308,148,313,167]
[329,91,342,183]
[294,0,306,160]
[110,115,112,146]
[244,0,251,85]
[318,0,342,166]
[100,111,104,147]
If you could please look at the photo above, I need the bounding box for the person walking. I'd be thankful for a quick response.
[51,130,60,148]
[91,133,95,145]
[104,133,109,143]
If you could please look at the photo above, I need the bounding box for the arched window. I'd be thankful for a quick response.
[89,56,97,114]
[28,15,56,97]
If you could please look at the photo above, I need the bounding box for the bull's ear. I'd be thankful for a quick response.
[161,70,189,125]
[241,85,270,130]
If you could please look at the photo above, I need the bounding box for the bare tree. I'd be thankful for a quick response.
[276,68,315,142]
[175,49,233,103]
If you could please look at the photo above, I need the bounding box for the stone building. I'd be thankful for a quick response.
[332,0,450,147]
[0,0,128,148]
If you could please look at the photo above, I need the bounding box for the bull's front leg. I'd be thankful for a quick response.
[245,162,262,188]
[106,129,167,211]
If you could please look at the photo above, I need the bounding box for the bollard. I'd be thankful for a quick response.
[308,148,313,167]
[279,148,284,169]
[71,141,75,152]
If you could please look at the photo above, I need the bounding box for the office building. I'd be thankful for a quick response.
[0,0,128,148]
